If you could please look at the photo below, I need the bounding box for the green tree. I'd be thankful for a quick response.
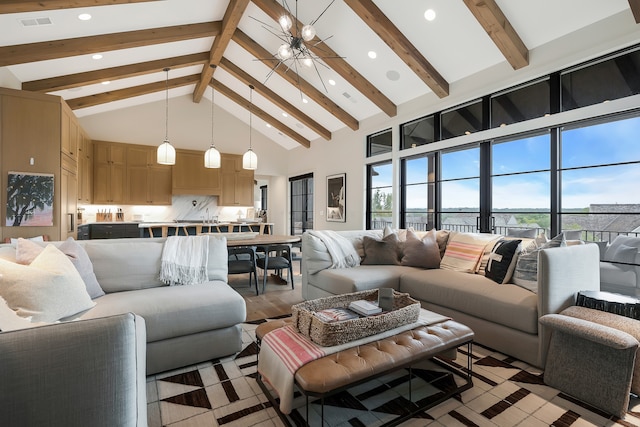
[6,174,54,226]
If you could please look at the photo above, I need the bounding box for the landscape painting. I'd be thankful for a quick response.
[6,172,54,227]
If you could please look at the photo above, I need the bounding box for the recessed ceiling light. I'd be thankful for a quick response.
[101,81,110,85]
[266,123,272,128]
[302,98,308,104]
[328,79,336,86]
[78,13,92,21]
[92,54,103,60]
[282,112,288,117]
[424,9,436,21]
[368,51,377,59]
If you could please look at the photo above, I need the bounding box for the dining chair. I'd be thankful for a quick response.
[256,244,294,293]
[227,246,259,295]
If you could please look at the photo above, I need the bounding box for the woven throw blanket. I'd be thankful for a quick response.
[258,309,450,414]
[307,230,360,270]
[160,235,209,286]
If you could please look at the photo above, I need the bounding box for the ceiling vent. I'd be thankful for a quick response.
[20,17,53,27]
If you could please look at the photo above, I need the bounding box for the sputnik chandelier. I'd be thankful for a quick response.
[251,0,341,95]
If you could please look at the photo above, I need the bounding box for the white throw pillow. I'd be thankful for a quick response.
[0,245,95,322]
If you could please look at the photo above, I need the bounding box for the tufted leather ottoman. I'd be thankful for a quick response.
[255,317,474,426]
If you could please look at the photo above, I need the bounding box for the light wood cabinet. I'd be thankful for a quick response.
[172,149,221,195]
[77,130,92,204]
[93,141,126,204]
[61,104,78,160]
[60,167,77,239]
[125,144,172,205]
[219,154,254,206]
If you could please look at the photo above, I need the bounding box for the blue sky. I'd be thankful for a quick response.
[374,115,640,209]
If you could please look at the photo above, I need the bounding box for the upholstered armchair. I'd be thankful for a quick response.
[598,236,640,297]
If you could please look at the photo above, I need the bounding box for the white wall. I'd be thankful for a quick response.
[0,68,20,89]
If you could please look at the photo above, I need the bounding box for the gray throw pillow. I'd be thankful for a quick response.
[401,229,440,269]
[506,228,537,238]
[58,238,105,299]
[362,233,400,265]
[512,233,565,293]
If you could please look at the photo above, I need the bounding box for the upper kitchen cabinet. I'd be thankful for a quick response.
[93,140,125,204]
[172,149,221,196]
[126,144,171,205]
[77,129,93,204]
[220,154,254,206]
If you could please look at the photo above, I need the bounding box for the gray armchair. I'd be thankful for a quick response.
[0,313,147,427]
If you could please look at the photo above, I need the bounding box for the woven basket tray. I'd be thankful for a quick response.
[291,289,420,347]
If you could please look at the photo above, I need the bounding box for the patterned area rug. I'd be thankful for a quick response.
[147,317,640,427]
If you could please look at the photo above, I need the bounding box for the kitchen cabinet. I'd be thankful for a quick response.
[93,140,125,204]
[172,149,221,195]
[0,88,82,241]
[126,144,172,205]
[77,223,141,239]
[77,130,93,204]
[220,154,254,206]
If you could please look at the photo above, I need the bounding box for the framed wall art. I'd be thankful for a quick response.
[6,172,54,227]
[326,173,346,222]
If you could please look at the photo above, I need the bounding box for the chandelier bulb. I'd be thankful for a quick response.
[278,14,292,31]
[277,43,293,60]
[301,24,316,41]
[302,57,313,67]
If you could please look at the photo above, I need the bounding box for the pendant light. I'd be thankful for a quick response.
[204,65,221,168]
[242,84,258,170]
[157,67,176,165]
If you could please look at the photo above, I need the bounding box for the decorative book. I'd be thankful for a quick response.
[314,307,360,323]
[348,299,382,316]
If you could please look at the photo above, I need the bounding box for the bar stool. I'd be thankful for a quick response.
[147,225,166,238]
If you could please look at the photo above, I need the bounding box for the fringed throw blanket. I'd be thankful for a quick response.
[258,309,451,414]
[160,235,209,285]
[307,230,360,270]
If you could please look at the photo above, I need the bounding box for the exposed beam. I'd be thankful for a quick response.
[23,52,209,92]
[219,57,331,140]
[212,80,311,148]
[251,0,397,117]
[0,0,161,13]
[629,0,640,23]
[0,21,221,67]
[232,30,359,131]
[463,0,528,70]
[343,0,449,98]
[193,0,250,102]
[66,74,200,110]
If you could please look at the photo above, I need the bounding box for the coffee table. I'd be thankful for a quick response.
[255,316,474,427]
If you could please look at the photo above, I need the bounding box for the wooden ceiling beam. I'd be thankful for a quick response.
[629,0,640,23]
[192,0,250,102]
[232,30,359,131]
[0,0,161,13]
[23,52,209,92]
[212,79,311,148]
[463,0,528,70]
[66,74,200,110]
[251,0,397,117]
[219,57,330,140]
[0,21,221,67]
[343,0,448,98]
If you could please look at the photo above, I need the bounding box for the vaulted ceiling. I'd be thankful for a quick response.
[1,0,638,151]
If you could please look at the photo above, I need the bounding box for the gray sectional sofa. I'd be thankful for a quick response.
[0,237,246,375]
[301,230,601,368]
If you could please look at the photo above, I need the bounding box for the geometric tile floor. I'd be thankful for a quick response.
[147,317,640,427]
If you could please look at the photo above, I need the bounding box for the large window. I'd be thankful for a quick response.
[401,155,436,230]
[366,129,392,157]
[401,115,435,150]
[290,173,313,235]
[491,132,551,235]
[491,79,550,128]
[439,146,480,232]
[560,115,640,242]
[441,99,483,140]
[367,161,392,230]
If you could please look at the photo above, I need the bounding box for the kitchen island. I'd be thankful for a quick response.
[78,222,274,239]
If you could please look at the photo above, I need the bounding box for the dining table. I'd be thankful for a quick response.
[213,234,301,247]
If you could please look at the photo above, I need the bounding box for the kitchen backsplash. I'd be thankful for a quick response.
[79,195,258,223]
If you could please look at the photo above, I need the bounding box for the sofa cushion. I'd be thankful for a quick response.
[401,229,441,269]
[0,245,95,322]
[310,265,414,295]
[440,232,499,273]
[73,282,246,342]
[362,234,401,265]
[512,233,565,293]
[506,228,537,238]
[399,269,539,334]
[485,239,521,284]
[604,235,640,262]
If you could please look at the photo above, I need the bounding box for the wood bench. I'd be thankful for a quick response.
[255,318,474,426]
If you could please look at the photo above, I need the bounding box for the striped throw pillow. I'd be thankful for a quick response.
[440,232,500,273]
